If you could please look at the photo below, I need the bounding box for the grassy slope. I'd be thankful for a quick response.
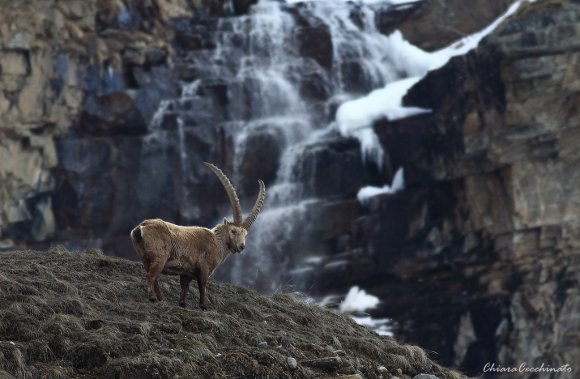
[0,247,462,379]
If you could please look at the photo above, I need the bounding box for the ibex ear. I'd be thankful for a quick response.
[223,218,229,225]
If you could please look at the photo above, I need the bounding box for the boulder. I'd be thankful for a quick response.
[236,127,285,196]
[297,136,382,199]
[80,92,148,136]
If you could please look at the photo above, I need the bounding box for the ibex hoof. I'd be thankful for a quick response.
[199,304,206,311]
[178,302,186,308]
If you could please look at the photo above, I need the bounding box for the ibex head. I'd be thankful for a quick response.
[204,162,266,254]
[221,218,248,253]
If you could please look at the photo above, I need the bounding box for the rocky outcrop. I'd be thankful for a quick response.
[0,1,90,247]
[0,0,250,251]
[401,2,580,372]
[303,0,580,376]
[0,247,462,379]
[382,0,514,51]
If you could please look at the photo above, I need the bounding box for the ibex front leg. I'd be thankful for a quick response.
[179,275,193,308]
[197,267,209,311]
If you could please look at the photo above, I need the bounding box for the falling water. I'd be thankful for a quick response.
[149,0,421,292]
[216,0,415,292]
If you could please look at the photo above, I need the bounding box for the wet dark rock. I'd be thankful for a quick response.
[297,69,331,102]
[313,1,580,376]
[237,128,284,196]
[79,92,148,136]
[340,60,373,95]
[383,0,513,51]
[54,138,115,231]
[298,136,382,199]
[232,0,258,16]
[297,17,333,71]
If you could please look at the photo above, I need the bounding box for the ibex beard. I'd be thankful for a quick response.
[130,162,265,310]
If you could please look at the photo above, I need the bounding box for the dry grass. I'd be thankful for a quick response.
[0,247,463,379]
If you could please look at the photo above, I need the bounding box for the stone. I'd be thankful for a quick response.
[18,51,48,122]
[287,357,297,369]
[0,91,10,116]
[385,0,512,51]
[0,138,51,234]
[365,1,580,375]
[65,20,84,40]
[30,136,58,169]
[297,68,331,102]
[257,341,268,349]
[8,32,34,49]
[79,92,148,136]
[0,239,16,250]
[453,313,477,367]
[412,375,439,379]
[6,201,31,224]
[236,127,284,196]
[157,0,193,18]
[298,136,381,199]
[0,51,29,76]
[31,197,56,241]
[232,0,257,15]
[295,15,333,71]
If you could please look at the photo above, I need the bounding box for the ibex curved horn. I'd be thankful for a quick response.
[203,162,243,225]
[242,180,266,230]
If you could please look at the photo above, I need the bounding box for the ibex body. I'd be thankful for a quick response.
[130,163,265,310]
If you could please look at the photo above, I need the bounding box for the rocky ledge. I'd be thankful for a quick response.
[0,247,462,379]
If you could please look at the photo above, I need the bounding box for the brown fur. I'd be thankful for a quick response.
[131,219,248,310]
[130,162,264,310]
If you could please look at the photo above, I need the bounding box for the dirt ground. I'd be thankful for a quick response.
[0,247,463,379]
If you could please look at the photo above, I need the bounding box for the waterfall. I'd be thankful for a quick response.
[215,0,413,292]
[149,0,420,292]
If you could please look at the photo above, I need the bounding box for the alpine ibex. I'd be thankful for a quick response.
[130,162,266,310]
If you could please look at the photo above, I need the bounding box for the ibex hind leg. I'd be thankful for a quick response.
[147,257,167,302]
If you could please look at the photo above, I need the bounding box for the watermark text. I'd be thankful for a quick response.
[483,362,573,374]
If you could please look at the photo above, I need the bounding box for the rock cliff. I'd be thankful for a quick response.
[0,0,252,252]
[311,0,580,375]
[1,0,578,377]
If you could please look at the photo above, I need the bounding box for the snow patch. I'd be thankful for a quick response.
[336,0,529,166]
[336,77,429,133]
[303,256,324,265]
[352,316,393,336]
[357,167,404,203]
[339,286,380,313]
